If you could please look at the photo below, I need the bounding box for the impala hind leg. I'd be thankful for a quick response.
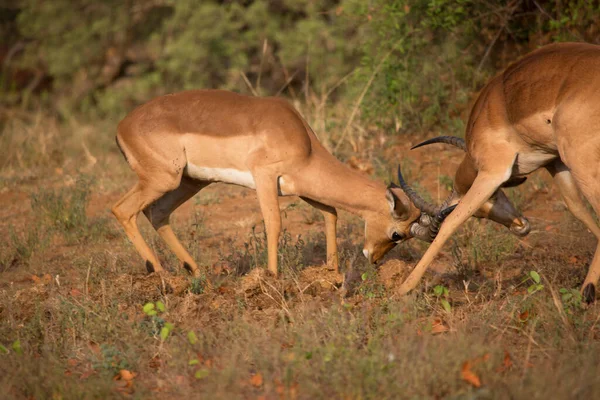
[301,197,339,273]
[143,177,210,277]
[396,156,516,296]
[255,174,282,277]
[112,183,168,274]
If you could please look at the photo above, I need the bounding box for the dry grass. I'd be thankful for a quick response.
[1,107,600,399]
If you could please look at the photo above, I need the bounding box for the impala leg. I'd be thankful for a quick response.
[143,178,210,277]
[301,197,339,272]
[255,175,282,277]
[561,162,600,303]
[396,169,513,296]
[112,183,166,274]
[546,160,600,240]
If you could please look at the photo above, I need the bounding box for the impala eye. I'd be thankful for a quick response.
[391,232,403,242]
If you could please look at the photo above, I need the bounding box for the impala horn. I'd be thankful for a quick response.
[411,136,466,151]
[397,164,456,243]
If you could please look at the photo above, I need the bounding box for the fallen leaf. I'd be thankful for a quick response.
[497,350,513,372]
[70,288,83,297]
[250,373,263,388]
[461,361,481,387]
[67,358,79,367]
[431,318,449,334]
[518,310,530,322]
[115,369,136,381]
[545,225,554,232]
[568,256,578,264]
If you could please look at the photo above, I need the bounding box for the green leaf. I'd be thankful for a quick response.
[433,285,444,297]
[529,271,541,284]
[0,344,8,354]
[156,301,166,313]
[188,331,198,345]
[361,272,368,281]
[147,310,157,316]
[440,299,452,313]
[559,288,568,294]
[195,369,210,379]
[143,303,155,314]
[562,293,573,301]
[305,351,313,360]
[188,359,200,365]
[160,327,170,341]
[12,340,22,355]
[164,322,175,332]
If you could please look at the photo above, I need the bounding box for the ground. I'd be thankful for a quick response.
[1,127,599,399]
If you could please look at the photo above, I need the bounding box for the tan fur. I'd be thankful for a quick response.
[113,90,421,277]
[397,42,600,301]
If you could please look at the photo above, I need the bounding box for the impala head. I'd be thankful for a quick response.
[362,169,457,264]
[411,136,531,237]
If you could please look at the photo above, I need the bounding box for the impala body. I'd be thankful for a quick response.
[397,42,600,302]
[113,90,444,278]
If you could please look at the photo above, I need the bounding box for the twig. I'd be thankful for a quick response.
[333,47,396,153]
[255,39,268,93]
[546,276,576,343]
[241,72,259,97]
[85,258,92,297]
[275,70,299,97]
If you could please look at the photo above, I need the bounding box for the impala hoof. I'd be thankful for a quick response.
[510,217,531,237]
[183,262,194,274]
[583,283,596,304]
[145,260,155,273]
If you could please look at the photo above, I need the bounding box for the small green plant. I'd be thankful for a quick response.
[524,270,544,294]
[189,277,206,295]
[559,288,584,313]
[142,300,175,341]
[358,269,385,299]
[5,225,45,268]
[433,285,452,313]
[94,344,131,375]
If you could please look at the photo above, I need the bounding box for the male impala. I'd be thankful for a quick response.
[112,90,454,278]
[396,42,600,303]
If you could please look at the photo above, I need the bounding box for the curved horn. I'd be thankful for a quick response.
[411,136,466,151]
[428,204,457,240]
[396,165,438,216]
[411,204,457,243]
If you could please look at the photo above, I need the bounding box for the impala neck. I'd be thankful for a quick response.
[298,147,388,218]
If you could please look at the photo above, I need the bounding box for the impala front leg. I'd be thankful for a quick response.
[547,160,600,240]
[396,164,514,296]
[255,174,282,277]
[302,197,339,272]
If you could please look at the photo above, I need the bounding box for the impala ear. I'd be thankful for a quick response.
[386,183,411,220]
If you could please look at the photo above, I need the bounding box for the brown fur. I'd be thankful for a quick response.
[398,42,600,302]
[112,90,421,278]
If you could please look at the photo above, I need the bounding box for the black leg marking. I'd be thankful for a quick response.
[145,260,155,273]
[183,262,194,274]
[583,283,596,304]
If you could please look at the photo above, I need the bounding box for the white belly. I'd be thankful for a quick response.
[185,163,256,189]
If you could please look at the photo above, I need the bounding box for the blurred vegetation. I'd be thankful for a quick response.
[1,0,599,131]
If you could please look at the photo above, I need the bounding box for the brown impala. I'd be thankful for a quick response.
[113,90,489,278]
[396,42,600,303]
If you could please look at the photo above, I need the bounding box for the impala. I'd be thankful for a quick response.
[396,42,600,303]
[113,89,458,278]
